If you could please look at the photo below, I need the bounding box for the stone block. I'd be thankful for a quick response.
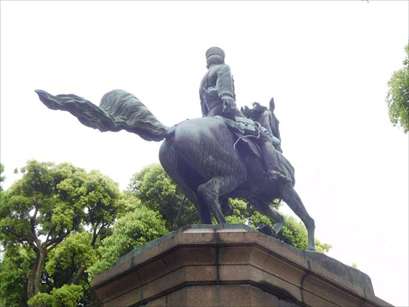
[92,225,393,307]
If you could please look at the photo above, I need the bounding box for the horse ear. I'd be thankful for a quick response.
[269,97,275,112]
[241,106,250,117]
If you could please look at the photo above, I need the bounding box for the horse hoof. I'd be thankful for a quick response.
[272,222,283,234]
[256,224,274,236]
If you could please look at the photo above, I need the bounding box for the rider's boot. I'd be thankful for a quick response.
[268,169,288,182]
[261,141,290,183]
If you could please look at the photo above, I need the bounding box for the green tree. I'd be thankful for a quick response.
[88,205,167,278]
[0,163,5,191]
[27,284,83,307]
[0,246,35,307]
[45,232,96,289]
[128,164,199,230]
[45,226,147,306]
[0,161,120,299]
[80,170,121,247]
[27,292,53,307]
[387,45,409,132]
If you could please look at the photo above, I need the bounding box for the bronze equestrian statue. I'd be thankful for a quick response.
[35,47,316,251]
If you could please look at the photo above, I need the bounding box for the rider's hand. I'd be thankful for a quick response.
[221,96,236,114]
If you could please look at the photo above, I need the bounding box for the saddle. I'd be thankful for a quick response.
[218,116,280,157]
[218,115,295,185]
[216,115,261,157]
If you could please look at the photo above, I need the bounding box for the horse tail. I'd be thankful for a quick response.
[99,89,168,141]
[36,89,169,142]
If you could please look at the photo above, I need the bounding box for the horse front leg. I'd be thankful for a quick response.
[250,197,285,235]
[280,183,316,251]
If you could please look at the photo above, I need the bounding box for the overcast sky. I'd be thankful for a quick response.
[1,1,408,305]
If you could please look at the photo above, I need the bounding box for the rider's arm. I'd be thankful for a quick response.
[216,65,237,114]
[199,89,208,116]
[216,65,235,100]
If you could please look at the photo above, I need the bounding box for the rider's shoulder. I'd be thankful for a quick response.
[212,63,231,71]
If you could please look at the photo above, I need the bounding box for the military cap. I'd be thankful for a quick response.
[206,47,225,60]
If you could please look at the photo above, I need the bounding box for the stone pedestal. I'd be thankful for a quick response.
[92,225,392,307]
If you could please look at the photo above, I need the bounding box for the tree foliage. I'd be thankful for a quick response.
[27,284,83,307]
[0,246,35,307]
[45,232,96,289]
[387,45,409,133]
[88,205,167,278]
[0,161,120,299]
[128,164,199,230]
[0,163,5,191]
[27,292,53,307]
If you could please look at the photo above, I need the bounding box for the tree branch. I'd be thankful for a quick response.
[46,231,69,250]
[91,222,99,247]
[29,207,41,249]
[5,227,38,251]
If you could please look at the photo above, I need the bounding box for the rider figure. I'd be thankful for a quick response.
[199,47,241,118]
[200,47,289,182]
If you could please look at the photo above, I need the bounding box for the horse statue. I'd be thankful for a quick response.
[35,88,316,251]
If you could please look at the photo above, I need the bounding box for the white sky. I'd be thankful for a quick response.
[1,1,408,305]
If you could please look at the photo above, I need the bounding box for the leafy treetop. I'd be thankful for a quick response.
[0,161,121,299]
[387,45,409,133]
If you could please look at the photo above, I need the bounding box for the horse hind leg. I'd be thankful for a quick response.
[159,140,211,224]
[280,183,316,251]
[197,175,244,224]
